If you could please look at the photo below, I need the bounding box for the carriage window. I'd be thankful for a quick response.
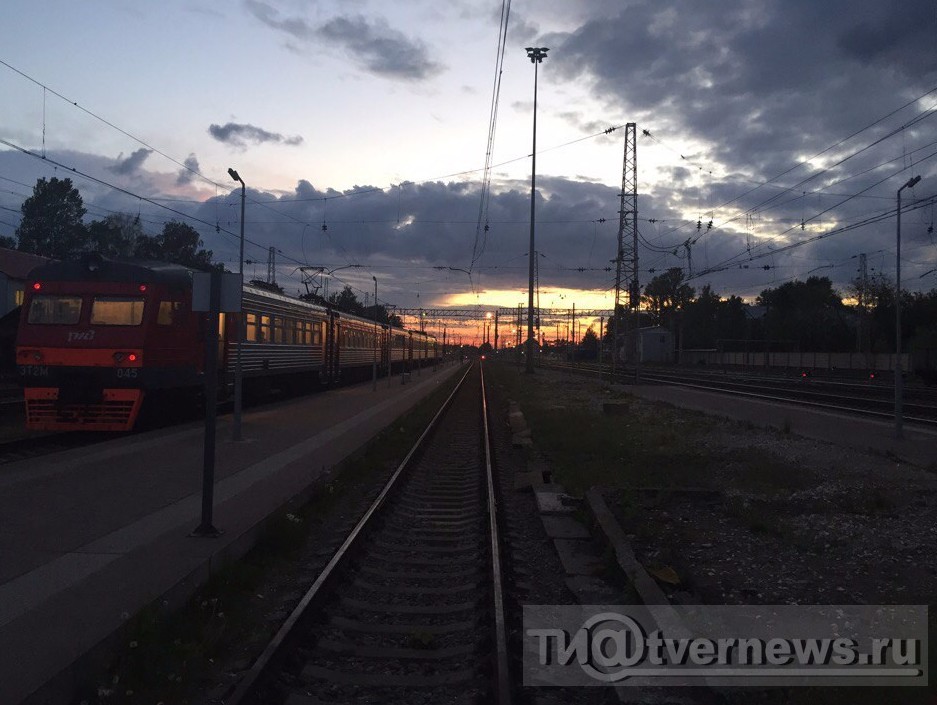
[157,301,183,325]
[91,297,144,326]
[313,323,323,346]
[246,313,257,341]
[295,320,303,345]
[259,315,271,342]
[27,295,82,325]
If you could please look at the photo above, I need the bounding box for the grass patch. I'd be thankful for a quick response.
[486,363,801,497]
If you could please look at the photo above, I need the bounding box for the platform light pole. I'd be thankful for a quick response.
[895,174,921,439]
[227,168,246,441]
[525,46,548,374]
[372,276,378,392]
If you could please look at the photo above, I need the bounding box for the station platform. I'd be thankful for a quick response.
[629,383,937,467]
[0,362,464,705]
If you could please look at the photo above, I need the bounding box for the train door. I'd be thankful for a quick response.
[325,313,337,384]
[407,332,413,373]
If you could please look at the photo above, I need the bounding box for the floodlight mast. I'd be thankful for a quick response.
[895,174,921,439]
[227,168,246,441]
[525,46,548,373]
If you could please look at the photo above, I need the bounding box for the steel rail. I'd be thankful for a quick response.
[480,360,512,704]
[225,361,476,705]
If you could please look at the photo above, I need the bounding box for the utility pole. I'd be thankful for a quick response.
[895,175,921,439]
[857,253,867,358]
[571,304,575,365]
[494,310,499,352]
[266,246,276,286]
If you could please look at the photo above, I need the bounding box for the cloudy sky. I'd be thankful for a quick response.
[1,0,936,332]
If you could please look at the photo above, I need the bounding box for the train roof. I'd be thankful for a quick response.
[28,255,197,288]
[242,284,330,316]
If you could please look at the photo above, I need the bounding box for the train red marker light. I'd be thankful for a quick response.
[128,353,137,362]
[139,284,147,292]
[32,282,41,290]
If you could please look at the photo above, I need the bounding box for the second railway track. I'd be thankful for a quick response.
[227,361,512,705]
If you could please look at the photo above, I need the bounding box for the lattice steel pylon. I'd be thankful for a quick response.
[612,123,638,378]
[267,246,276,286]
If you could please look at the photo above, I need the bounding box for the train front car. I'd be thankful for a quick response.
[16,257,199,431]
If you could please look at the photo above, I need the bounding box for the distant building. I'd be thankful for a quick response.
[0,247,52,316]
[623,325,674,363]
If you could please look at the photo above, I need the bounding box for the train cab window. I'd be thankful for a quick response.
[157,301,183,325]
[91,297,145,326]
[246,313,257,342]
[27,295,83,324]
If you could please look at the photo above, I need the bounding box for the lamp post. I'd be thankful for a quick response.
[525,46,548,373]
[372,276,378,392]
[895,174,921,439]
[227,168,245,441]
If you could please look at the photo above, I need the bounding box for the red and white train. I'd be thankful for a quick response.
[15,257,439,431]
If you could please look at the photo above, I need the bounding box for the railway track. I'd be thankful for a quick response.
[225,361,512,705]
[543,360,937,426]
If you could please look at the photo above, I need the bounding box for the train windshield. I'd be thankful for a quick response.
[90,296,145,326]
[27,295,83,325]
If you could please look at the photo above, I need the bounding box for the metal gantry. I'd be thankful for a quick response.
[612,123,639,380]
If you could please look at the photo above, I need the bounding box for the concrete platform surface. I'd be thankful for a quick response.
[0,362,464,705]
[629,384,937,467]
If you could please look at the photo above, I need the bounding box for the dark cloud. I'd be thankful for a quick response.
[109,148,152,175]
[208,122,304,148]
[176,154,200,186]
[244,0,314,41]
[532,0,936,297]
[244,1,442,81]
[318,15,442,81]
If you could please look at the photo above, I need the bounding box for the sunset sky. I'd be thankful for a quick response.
[1,0,935,341]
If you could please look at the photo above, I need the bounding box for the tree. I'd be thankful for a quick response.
[328,286,364,315]
[87,213,144,258]
[134,221,214,270]
[757,276,852,351]
[16,177,88,258]
[579,326,599,359]
[0,235,16,249]
[642,267,695,325]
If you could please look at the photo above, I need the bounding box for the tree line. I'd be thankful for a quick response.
[5,177,215,270]
[606,266,937,354]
